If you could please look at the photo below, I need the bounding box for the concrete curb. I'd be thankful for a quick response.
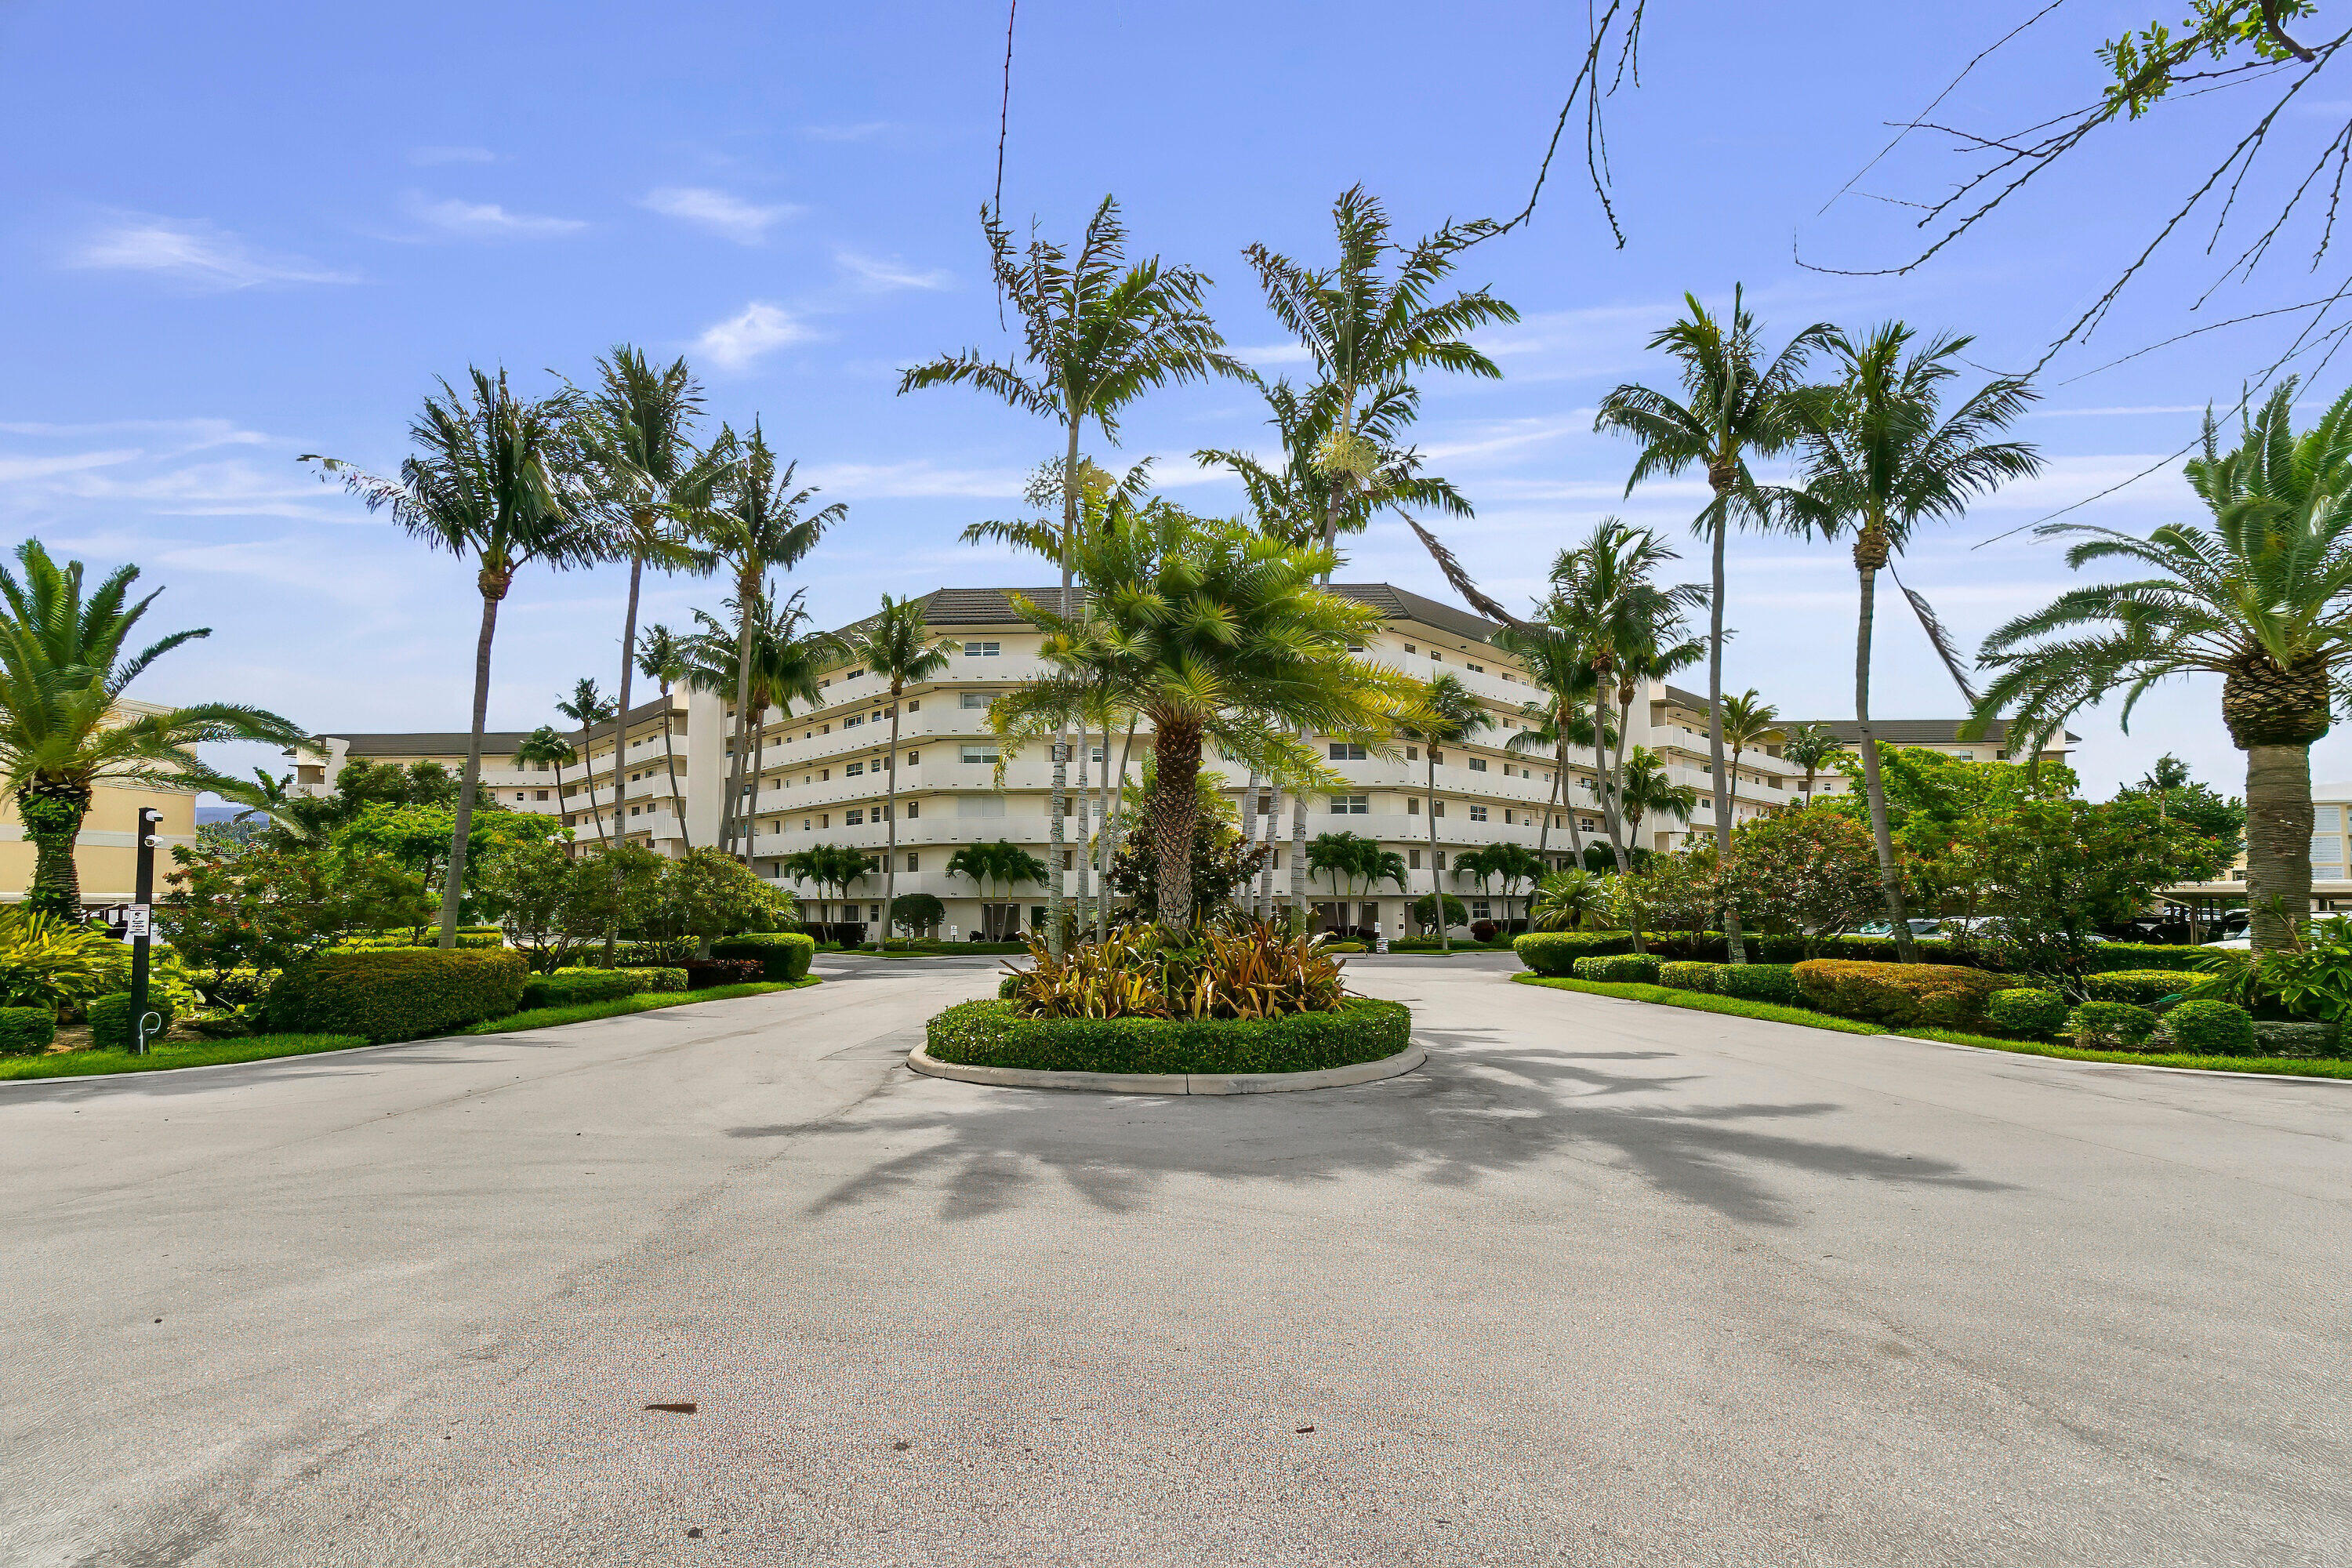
[906,1038,1429,1095]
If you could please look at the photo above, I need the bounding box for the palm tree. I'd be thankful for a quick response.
[701,425,842,858]
[510,727,577,837]
[1497,621,1611,866]
[993,507,1412,925]
[1597,291,1831,964]
[303,368,600,947]
[555,679,615,848]
[1717,688,1780,833]
[634,623,694,848]
[946,840,1051,938]
[840,596,959,953]
[1406,672,1493,953]
[1483,841,1548,929]
[778,844,875,931]
[575,345,722,859]
[1613,746,1700,848]
[1530,866,1612,931]
[1779,723,1848,805]
[902,195,1245,953]
[0,543,303,914]
[686,591,833,860]
[1308,829,1373,906]
[1797,322,2043,960]
[1973,381,2352,951]
[209,767,303,840]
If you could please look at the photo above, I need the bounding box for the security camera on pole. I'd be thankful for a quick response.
[128,806,162,1054]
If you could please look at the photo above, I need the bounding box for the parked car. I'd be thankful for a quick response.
[1846,919,1952,939]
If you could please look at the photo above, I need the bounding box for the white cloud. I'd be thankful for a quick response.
[0,450,141,483]
[694,302,813,370]
[65,216,358,289]
[1231,342,1314,368]
[800,122,895,142]
[408,194,586,240]
[408,145,494,165]
[836,249,952,292]
[641,186,803,245]
[800,458,1025,499]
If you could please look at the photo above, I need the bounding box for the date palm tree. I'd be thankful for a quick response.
[0,541,303,914]
[634,623,694,848]
[1779,722,1848,805]
[840,595,960,953]
[1597,291,1831,963]
[303,368,601,946]
[1797,323,2042,960]
[575,345,722,855]
[701,425,842,858]
[1717,688,1780,830]
[902,194,1245,952]
[1530,866,1612,931]
[510,727,578,837]
[993,507,1413,926]
[1405,672,1493,954]
[1974,381,2352,951]
[555,679,615,848]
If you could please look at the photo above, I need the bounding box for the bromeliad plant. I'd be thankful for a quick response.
[0,908,129,1014]
[1004,918,1348,1021]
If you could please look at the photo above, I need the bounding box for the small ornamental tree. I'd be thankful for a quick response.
[890,892,947,937]
[161,843,434,975]
[654,848,793,958]
[1107,810,1268,922]
[485,840,666,972]
[335,802,567,927]
[1969,797,2223,977]
[1719,807,1887,956]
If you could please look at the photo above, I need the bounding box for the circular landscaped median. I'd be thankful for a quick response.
[912,996,1421,1094]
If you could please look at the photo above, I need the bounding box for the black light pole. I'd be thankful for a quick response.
[129,806,162,1054]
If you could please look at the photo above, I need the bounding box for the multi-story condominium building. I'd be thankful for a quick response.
[298,583,2036,940]
[1,699,200,907]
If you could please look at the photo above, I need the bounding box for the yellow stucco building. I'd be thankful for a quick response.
[0,699,201,907]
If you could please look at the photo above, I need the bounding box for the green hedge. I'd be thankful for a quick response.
[2081,970,2201,1006]
[1719,964,1802,1007]
[1512,931,1633,975]
[925,997,1412,1076]
[1794,960,2009,1029]
[1659,960,1723,993]
[1575,954,1661,984]
[264,948,528,1043]
[0,1007,56,1054]
[2067,1000,2159,1048]
[2253,1020,2340,1058]
[624,967,688,994]
[1987,989,2068,1038]
[89,992,177,1051]
[2161,1000,2254,1056]
[2085,941,2212,971]
[708,931,817,981]
[520,968,641,1009]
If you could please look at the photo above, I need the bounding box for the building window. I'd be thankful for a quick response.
[1502,808,1515,825]
[846,761,864,776]
[961,691,991,709]
[1408,848,1421,869]
[1405,745,1418,761]
[1407,797,1420,815]
[906,800,919,818]
[1468,804,1488,822]
[1403,644,1417,655]
[846,809,864,826]
[1472,901,1491,920]
[535,789,549,800]
[2319,805,2345,832]
[905,751,918,766]
[1328,742,1367,760]
[1432,800,1446,818]
[630,805,640,816]
[818,815,829,829]
[961,745,999,764]
[1468,757,1487,772]
[956,795,1006,818]
[1468,662,1485,674]
[818,768,829,782]
[1062,851,1074,870]
[844,714,864,728]
[1432,851,1446,870]
[967,641,1001,657]
[906,700,919,713]
[906,852,920,871]
[1330,794,1369,815]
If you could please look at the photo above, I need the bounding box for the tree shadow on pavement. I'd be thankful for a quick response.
[728,1023,2010,1229]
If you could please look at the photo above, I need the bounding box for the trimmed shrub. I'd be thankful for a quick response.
[709,931,817,982]
[2067,1000,2160,1050]
[1470,920,1500,943]
[924,996,1411,1075]
[2252,1020,2340,1058]
[2082,971,2199,1007]
[623,967,688,994]
[680,958,763,990]
[2085,941,2217,972]
[88,992,179,1051]
[1986,989,2069,1038]
[2159,1000,2255,1056]
[1513,931,1634,975]
[1324,941,1367,953]
[1718,964,1802,1006]
[520,967,641,1010]
[0,1006,56,1054]
[1575,954,1661,984]
[1659,960,1724,993]
[264,948,527,1043]
[1793,960,2009,1029]
[997,972,1023,1000]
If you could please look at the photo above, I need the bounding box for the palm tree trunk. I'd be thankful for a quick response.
[1241,766,1264,916]
[1151,716,1203,925]
[602,550,645,967]
[441,579,506,949]
[1072,723,1091,934]
[578,716,609,850]
[1047,419,1081,955]
[659,693,691,850]
[1096,717,1120,942]
[1704,510,1747,965]
[550,754,570,850]
[1594,682,1628,872]
[17,779,90,920]
[1428,754,1449,953]
[2245,741,2315,950]
[1287,782,1308,930]
[1256,782,1279,918]
[1853,558,1915,960]
[878,691,902,953]
[723,586,755,858]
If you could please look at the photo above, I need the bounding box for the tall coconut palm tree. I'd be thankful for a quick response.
[1613,746,1700,848]
[634,623,695,848]
[1597,291,1831,963]
[1780,723,1848,805]
[555,679,615,848]
[1717,688,1780,831]
[575,346,722,854]
[303,368,600,946]
[902,195,1245,952]
[1308,829,1374,904]
[685,591,832,860]
[840,596,960,953]
[1496,619,1611,866]
[1406,672,1493,953]
[993,507,1412,926]
[0,542,303,914]
[700,426,842,858]
[510,727,578,839]
[1797,322,2043,961]
[1974,381,2352,951]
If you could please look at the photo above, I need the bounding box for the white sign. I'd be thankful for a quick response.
[124,906,151,940]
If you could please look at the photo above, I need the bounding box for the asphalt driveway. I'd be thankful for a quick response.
[3,950,2346,1566]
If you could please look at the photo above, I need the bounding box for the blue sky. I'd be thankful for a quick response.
[6,0,2349,798]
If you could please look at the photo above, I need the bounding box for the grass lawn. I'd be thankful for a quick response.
[0,977,824,1083]
[1511,972,2352,1080]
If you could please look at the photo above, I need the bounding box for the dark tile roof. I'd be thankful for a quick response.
[321,693,680,757]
